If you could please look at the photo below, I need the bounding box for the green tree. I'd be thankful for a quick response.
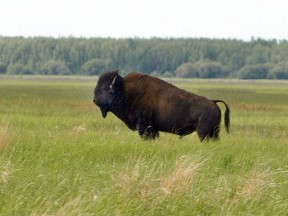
[1,36,288,79]
[246,44,271,65]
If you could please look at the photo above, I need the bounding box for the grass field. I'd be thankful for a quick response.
[0,76,288,215]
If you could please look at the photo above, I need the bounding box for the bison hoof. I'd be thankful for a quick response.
[141,132,159,140]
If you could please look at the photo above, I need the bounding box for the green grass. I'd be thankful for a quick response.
[1,77,288,215]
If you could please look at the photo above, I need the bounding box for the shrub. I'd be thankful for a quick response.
[7,63,32,75]
[81,58,112,75]
[175,62,199,78]
[176,61,228,78]
[0,62,7,74]
[236,64,272,79]
[42,60,71,75]
[267,64,288,79]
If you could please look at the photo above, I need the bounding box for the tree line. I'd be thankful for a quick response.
[1,36,288,79]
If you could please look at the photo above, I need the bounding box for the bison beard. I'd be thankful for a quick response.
[93,70,230,141]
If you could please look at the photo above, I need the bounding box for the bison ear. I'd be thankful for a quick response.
[109,75,117,94]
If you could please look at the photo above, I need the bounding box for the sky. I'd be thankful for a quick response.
[0,0,287,41]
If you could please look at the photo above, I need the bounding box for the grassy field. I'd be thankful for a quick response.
[0,76,288,215]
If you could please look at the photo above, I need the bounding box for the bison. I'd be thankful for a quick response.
[93,70,230,141]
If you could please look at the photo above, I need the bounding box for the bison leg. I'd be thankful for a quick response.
[137,119,159,140]
[208,125,220,141]
[140,126,159,140]
[197,125,220,142]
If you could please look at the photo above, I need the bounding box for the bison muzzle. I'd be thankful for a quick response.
[93,70,230,141]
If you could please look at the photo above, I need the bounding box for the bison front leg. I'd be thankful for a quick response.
[136,119,159,140]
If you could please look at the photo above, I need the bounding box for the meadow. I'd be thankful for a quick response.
[0,76,288,215]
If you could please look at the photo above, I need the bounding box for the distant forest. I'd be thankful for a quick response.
[1,36,288,79]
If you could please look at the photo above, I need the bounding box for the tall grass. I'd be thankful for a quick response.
[0,77,288,215]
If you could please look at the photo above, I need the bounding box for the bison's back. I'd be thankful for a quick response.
[124,72,175,93]
[123,72,200,100]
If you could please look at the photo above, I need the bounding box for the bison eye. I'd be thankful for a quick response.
[96,88,105,94]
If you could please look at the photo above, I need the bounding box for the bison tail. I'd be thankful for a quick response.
[212,100,230,133]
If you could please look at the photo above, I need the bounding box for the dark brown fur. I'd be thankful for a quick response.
[93,70,230,141]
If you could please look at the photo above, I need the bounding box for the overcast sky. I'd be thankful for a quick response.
[0,0,287,41]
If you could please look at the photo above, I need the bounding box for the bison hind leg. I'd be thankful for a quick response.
[209,125,220,141]
[198,125,220,142]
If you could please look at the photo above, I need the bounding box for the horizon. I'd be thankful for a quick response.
[0,35,285,42]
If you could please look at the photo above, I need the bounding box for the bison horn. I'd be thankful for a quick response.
[109,75,117,93]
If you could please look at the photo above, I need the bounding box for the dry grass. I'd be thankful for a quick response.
[161,155,205,196]
[116,155,205,200]
[235,166,274,201]
[0,126,10,152]
[71,124,87,134]
[236,104,286,112]
[0,160,12,185]
[221,164,276,215]
[116,158,159,198]
[0,126,12,185]
[32,194,92,216]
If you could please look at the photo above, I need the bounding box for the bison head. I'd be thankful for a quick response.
[93,70,124,118]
